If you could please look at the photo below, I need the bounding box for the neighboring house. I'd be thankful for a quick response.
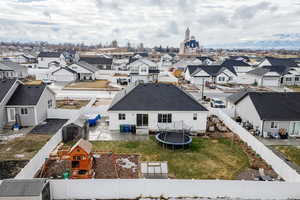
[67,61,99,80]
[196,56,215,65]
[37,52,65,68]
[0,61,28,79]
[172,58,202,70]
[221,59,252,75]
[229,56,250,63]
[246,65,300,87]
[258,56,299,68]
[159,53,175,70]
[51,67,78,82]
[108,83,208,133]
[184,65,237,85]
[230,91,300,137]
[128,58,160,83]
[0,179,51,200]
[79,55,113,70]
[0,80,56,129]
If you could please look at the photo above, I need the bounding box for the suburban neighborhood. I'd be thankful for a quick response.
[1,0,300,199]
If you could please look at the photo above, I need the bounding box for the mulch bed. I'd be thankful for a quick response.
[94,153,140,179]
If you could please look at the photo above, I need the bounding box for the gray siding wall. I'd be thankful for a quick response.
[263,121,291,134]
[0,81,20,129]
[36,88,56,124]
[14,107,36,126]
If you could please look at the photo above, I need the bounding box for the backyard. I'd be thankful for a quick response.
[0,134,51,160]
[64,80,118,90]
[56,99,90,109]
[91,137,250,179]
[288,86,300,92]
[273,145,300,167]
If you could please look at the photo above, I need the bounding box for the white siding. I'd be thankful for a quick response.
[235,95,262,130]
[52,68,77,82]
[108,110,208,132]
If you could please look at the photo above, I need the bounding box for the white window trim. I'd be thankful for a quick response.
[270,121,279,129]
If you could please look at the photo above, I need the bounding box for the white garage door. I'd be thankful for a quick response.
[262,78,279,87]
[54,75,75,82]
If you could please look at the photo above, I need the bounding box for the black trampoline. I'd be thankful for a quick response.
[155,130,192,149]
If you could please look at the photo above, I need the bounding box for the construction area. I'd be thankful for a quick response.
[56,99,90,109]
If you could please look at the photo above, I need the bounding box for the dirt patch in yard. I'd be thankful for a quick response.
[94,153,139,179]
[56,99,90,109]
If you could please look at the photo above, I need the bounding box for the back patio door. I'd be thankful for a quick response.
[136,114,148,127]
[289,122,300,137]
[7,108,16,122]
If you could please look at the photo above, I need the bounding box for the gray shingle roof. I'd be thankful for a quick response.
[109,83,208,111]
[236,92,300,121]
[0,61,27,71]
[76,61,99,73]
[7,84,47,105]
[0,78,17,103]
[187,65,237,77]
[0,179,47,197]
[38,52,61,58]
[247,65,292,76]
[52,67,77,75]
[265,57,298,67]
[227,88,254,104]
[221,59,250,67]
[79,56,113,65]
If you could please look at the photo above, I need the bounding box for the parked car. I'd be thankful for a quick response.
[42,79,53,85]
[210,98,225,108]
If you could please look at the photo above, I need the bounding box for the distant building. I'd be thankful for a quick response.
[179,28,201,55]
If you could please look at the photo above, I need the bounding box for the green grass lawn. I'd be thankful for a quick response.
[274,146,300,167]
[91,137,250,179]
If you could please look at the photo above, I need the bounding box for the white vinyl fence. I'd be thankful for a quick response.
[47,109,80,119]
[51,179,300,200]
[15,129,62,179]
[211,108,300,182]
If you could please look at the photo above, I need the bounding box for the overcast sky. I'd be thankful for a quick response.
[0,0,299,47]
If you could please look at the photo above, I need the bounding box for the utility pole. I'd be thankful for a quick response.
[201,78,205,100]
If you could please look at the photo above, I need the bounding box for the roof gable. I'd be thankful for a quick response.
[0,78,18,103]
[109,83,208,111]
[69,139,92,154]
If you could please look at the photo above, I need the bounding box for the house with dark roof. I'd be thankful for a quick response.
[229,56,250,63]
[221,59,252,75]
[79,55,113,70]
[0,61,28,79]
[0,179,51,200]
[258,57,298,68]
[128,58,160,83]
[196,56,215,65]
[108,83,208,133]
[184,65,237,85]
[51,67,78,82]
[0,79,56,129]
[67,61,100,80]
[232,92,300,138]
[37,51,65,69]
[246,65,300,87]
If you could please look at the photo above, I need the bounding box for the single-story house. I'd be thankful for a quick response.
[108,83,208,133]
[37,51,65,69]
[0,79,56,129]
[184,65,237,85]
[67,61,99,80]
[258,56,299,68]
[221,59,252,75]
[0,179,51,200]
[79,55,113,70]
[230,91,300,137]
[0,61,28,79]
[51,67,78,82]
[246,65,300,87]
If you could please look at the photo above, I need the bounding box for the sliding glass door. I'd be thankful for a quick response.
[136,114,148,127]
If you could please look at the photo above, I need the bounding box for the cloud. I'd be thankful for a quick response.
[0,0,298,47]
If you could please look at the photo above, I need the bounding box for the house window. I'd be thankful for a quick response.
[286,77,292,82]
[141,67,147,73]
[271,121,279,129]
[158,113,172,123]
[21,108,28,115]
[193,113,197,120]
[218,76,225,81]
[119,113,126,120]
[48,99,53,109]
[295,77,299,81]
